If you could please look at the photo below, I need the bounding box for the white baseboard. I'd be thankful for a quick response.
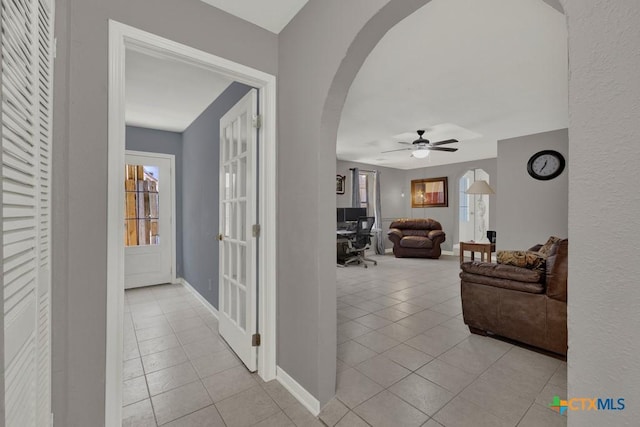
[178,277,219,319]
[385,248,393,254]
[276,366,320,416]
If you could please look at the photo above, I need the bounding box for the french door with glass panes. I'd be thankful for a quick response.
[218,89,259,371]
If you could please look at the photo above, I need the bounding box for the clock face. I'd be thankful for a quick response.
[527,150,565,180]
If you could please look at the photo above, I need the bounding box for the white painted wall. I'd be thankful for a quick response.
[496,129,568,250]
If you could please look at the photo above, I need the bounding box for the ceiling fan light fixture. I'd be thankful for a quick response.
[412,149,429,159]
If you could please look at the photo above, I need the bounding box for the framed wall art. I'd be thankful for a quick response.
[411,177,448,208]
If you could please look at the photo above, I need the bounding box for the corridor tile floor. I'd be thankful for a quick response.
[123,283,322,426]
[324,253,567,427]
[124,252,567,426]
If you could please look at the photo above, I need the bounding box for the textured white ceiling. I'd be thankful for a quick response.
[125,49,234,132]
[337,0,568,170]
[200,0,309,33]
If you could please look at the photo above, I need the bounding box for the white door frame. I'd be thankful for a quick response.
[124,150,176,288]
[107,21,277,426]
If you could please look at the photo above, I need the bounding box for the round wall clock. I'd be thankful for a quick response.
[527,150,565,180]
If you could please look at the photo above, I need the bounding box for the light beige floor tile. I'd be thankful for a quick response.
[123,376,149,407]
[352,300,386,313]
[152,381,213,425]
[381,344,433,371]
[336,368,384,409]
[354,390,428,427]
[479,363,550,400]
[389,374,454,416]
[338,341,378,366]
[548,363,568,387]
[123,357,144,381]
[281,400,324,426]
[122,399,156,427]
[494,346,560,379]
[437,343,502,375]
[201,365,257,402]
[535,382,568,407]
[261,379,300,409]
[319,398,349,427]
[338,321,373,340]
[216,385,280,427]
[422,419,444,427]
[353,314,393,330]
[142,346,189,374]
[176,325,218,345]
[335,411,369,427]
[373,307,410,322]
[163,404,225,427]
[138,334,181,357]
[191,349,241,378]
[134,314,169,330]
[353,331,400,353]
[338,306,370,320]
[124,338,141,361]
[182,336,228,360]
[169,315,206,333]
[415,359,477,394]
[519,403,567,427]
[377,323,422,342]
[252,411,296,427]
[163,307,200,322]
[136,324,175,342]
[459,377,533,424]
[146,361,199,396]
[405,330,465,357]
[439,316,471,334]
[355,355,410,387]
[433,396,512,427]
[370,296,403,308]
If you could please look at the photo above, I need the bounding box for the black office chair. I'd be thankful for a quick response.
[344,216,377,268]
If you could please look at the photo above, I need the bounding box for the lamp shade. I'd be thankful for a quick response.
[412,149,429,159]
[465,180,495,195]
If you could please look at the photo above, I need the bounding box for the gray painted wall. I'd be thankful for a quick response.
[125,126,184,277]
[496,129,568,250]
[52,0,277,423]
[404,158,497,252]
[182,82,252,308]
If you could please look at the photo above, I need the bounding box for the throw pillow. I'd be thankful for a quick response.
[538,236,562,257]
[497,250,546,271]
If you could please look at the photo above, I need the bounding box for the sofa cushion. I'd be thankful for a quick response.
[497,250,546,271]
[402,229,429,237]
[538,236,562,257]
[461,272,545,294]
[388,218,442,231]
[461,261,543,283]
[400,236,433,249]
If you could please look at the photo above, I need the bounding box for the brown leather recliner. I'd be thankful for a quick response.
[460,238,568,355]
[387,218,446,259]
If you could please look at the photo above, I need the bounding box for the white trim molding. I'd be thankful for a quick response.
[276,366,321,416]
[107,20,277,427]
[179,278,219,319]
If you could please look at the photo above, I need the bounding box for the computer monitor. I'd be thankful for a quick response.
[344,207,367,222]
[336,208,346,223]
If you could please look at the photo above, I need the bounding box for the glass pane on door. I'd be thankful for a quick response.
[125,164,160,246]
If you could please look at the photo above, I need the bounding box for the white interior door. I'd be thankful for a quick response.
[218,89,258,371]
[124,152,174,289]
[2,0,54,425]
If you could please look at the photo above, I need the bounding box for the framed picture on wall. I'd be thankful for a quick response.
[411,177,448,208]
[336,175,346,194]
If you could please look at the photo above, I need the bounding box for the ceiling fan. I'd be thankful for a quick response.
[382,130,459,158]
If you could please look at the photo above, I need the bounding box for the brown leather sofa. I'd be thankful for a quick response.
[387,218,446,259]
[460,238,568,355]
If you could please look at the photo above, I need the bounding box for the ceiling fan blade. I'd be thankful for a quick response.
[395,141,412,145]
[430,139,459,146]
[381,147,412,153]
[427,146,458,152]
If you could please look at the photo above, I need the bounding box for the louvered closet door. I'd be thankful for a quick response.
[1,0,55,425]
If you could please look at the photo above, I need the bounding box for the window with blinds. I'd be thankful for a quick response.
[1,0,55,425]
